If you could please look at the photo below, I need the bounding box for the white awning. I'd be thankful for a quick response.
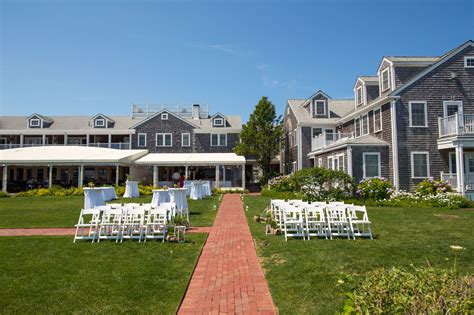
[134,153,246,166]
[0,146,148,165]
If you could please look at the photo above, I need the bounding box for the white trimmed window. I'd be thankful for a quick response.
[411,152,429,178]
[361,114,369,135]
[156,133,172,147]
[181,133,190,147]
[138,133,147,147]
[312,127,322,138]
[409,101,428,127]
[449,152,456,174]
[313,100,326,116]
[325,129,334,142]
[29,118,41,127]
[464,56,474,68]
[94,118,105,127]
[211,134,227,146]
[161,113,169,120]
[373,108,382,132]
[356,86,363,105]
[355,117,361,137]
[328,154,344,171]
[363,152,381,178]
[213,118,224,126]
[381,67,391,92]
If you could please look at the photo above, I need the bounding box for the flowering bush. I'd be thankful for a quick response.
[16,186,84,197]
[416,177,452,196]
[267,175,294,192]
[377,191,470,209]
[356,177,394,200]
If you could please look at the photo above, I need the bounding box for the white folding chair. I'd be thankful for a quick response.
[328,201,345,206]
[144,208,168,242]
[325,205,351,240]
[304,205,328,240]
[159,202,177,222]
[73,208,101,243]
[106,203,122,209]
[98,207,123,243]
[123,203,141,209]
[270,200,286,227]
[121,206,146,242]
[282,206,306,241]
[346,205,373,239]
[311,201,327,207]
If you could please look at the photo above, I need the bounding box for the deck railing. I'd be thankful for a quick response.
[311,132,354,151]
[0,143,131,150]
[441,172,474,191]
[438,114,474,138]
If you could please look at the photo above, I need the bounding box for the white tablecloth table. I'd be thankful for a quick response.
[83,188,106,209]
[123,180,140,198]
[202,181,212,197]
[183,181,193,196]
[190,182,204,200]
[101,187,117,201]
[151,189,171,206]
[168,188,188,210]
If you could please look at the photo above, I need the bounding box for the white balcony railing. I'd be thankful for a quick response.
[441,172,474,191]
[0,142,131,150]
[311,132,354,151]
[438,114,474,138]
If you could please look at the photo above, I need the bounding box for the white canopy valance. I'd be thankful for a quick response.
[0,146,148,165]
[134,153,246,166]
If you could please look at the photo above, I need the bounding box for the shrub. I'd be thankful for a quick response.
[260,188,305,200]
[267,175,294,192]
[115,185,125,197]
[15,187,84,197]
[340,265,473,314]
[212,187,249,195]
[138,185,153,195]
[377,191,471,209]
[416,177,453,196]
[290,168,355,201]
[356,177,394,200]
[0,191,9,198]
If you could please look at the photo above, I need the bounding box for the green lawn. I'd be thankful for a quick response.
[244,196,474,315]
[0,195,219,228]
[0,235,206,314]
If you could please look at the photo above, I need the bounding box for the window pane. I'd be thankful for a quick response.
[211,134,218,146]
[362,115,369,135]
[156,134,163,146]
[316,101,325,115]
[164,134,171,146]
[413,154,428,177]
[355,118,361,137]
[312,128,322,138]
[364,154,380,177]
[446,105,458,117]
[411,103,426,126]
[374,109,381,131]
[219,134,226,146]
[182,134,189,146]
[139,134,145,146]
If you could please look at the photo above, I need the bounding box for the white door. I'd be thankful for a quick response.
[464,153,474,190]
[444,101,463,117]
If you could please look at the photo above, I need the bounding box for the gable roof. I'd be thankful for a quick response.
[27,113,54,123]
[353,76,379,89]
[287,98,354,125]
[301,90,332,107]
[392,40,474,96]
[91,113,115,123]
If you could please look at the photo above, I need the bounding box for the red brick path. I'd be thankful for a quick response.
[178,194,277,314]
[0,226,211,237]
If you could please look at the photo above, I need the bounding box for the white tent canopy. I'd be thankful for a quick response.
[134,153,246,166]
[0,146,148,165]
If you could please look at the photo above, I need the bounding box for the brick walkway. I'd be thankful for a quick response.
[179,194,277,314]
[0,226,211,237]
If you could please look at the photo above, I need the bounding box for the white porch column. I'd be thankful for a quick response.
[215,165,220,188]
[2,165,7,193]
[86,134,90,147]
[78,165,84,187]
[20,134,24,147]
[185,166,189,179]
[241,164,246,189]
[64,134,68,145]
[115,164,120,186]
[108,134,112,148]
[42,134,46,146]
[456,144,465,195]
[129,132,133,150]
[153,165,159,187]
[347,146,353,177]
[48,165,53,188]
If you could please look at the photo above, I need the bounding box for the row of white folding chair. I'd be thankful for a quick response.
[74,204,173,243]
[274,202,372,241]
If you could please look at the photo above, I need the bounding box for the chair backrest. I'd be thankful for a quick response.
[160,202,176,210]
[305,205,325,221]
[282,206,304,222]
[124,203,141,209]
[351,205,369,220]
[107,203,122,209]
[311,201,327,206]
[149,208,167,223]
[102,208,123,223]
[124,207,145,223]
[328,201,345,206]
[325,205,348,222]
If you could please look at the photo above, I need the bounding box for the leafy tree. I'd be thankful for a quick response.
[234,97,283,183]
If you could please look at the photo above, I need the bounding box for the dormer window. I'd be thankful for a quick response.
[94,119,105,127]
[356,86,363,105]
[213,118,224,127]
[29,118,41,128]
[381,67,391,92]
[464,56,474,68]
[161,113,168,120]
[313,100,326,116]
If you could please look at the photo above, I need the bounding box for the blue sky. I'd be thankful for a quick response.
[1,0,473,121]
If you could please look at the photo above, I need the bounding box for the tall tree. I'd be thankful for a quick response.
[234,96,282,182]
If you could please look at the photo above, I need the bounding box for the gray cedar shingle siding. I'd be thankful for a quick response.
[282,104,299,172]
[395,45,474,191]
[301,126,312,169]
[366,85,380,103]
[394,66,428,88]
[351,146,390,183]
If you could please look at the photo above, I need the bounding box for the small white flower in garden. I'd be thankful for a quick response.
[450,245,465,250]
[337,279,344,284]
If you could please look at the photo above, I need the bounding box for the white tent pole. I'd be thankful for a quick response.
[48,165,53,188]
[241,164,246,190]
[2,165,7,193]
[115,164,120,186]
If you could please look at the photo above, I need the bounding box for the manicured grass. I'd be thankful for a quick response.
[0,235,206,313]
[0,195,220,228]
[244,196,474,314]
